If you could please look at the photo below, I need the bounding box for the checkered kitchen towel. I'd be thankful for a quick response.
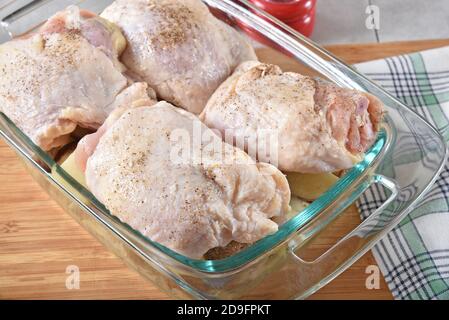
[355,46,449,300]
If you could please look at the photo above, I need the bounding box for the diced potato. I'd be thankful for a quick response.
[286,172,339,201]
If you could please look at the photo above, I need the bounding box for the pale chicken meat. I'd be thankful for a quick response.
[101,0,257,114]
[0,6,138,152]
[200,61,384,173]
[74,102,290,259]
[75,82,157,172]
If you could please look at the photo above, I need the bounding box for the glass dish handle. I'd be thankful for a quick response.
[287,174,399,298]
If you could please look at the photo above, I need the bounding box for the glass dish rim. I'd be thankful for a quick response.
[0,0,445,275]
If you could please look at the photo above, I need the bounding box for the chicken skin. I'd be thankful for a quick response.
[0,6,135,152]
[101,0,257,114]
[200,61,384,173]
[74,102,290,259]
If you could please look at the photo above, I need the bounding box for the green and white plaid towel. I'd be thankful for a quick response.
[355,46,449,300]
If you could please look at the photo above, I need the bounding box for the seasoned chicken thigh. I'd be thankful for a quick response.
[74,102,290,259]
[40,6,126,61]
[200,61,384,173]
[0,6,137,152]
[101,0,257,114]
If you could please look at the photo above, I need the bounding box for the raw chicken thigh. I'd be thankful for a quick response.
[40,6,126,61]
[0,6,135,152]
[75,102,290,259]
[200,61,384,173]
[101,0,257,114]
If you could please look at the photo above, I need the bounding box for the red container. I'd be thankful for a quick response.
[248,0,316,37]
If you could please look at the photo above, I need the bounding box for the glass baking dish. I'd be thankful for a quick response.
[0,0,447,299]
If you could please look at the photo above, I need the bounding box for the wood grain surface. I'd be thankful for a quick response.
[1,39,448,300]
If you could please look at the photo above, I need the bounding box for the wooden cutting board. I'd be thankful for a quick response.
[1,39,448,300]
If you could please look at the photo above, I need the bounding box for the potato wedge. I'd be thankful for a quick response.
[56,152,87,188]
[286,172,339,201]
[288,196,309,217]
